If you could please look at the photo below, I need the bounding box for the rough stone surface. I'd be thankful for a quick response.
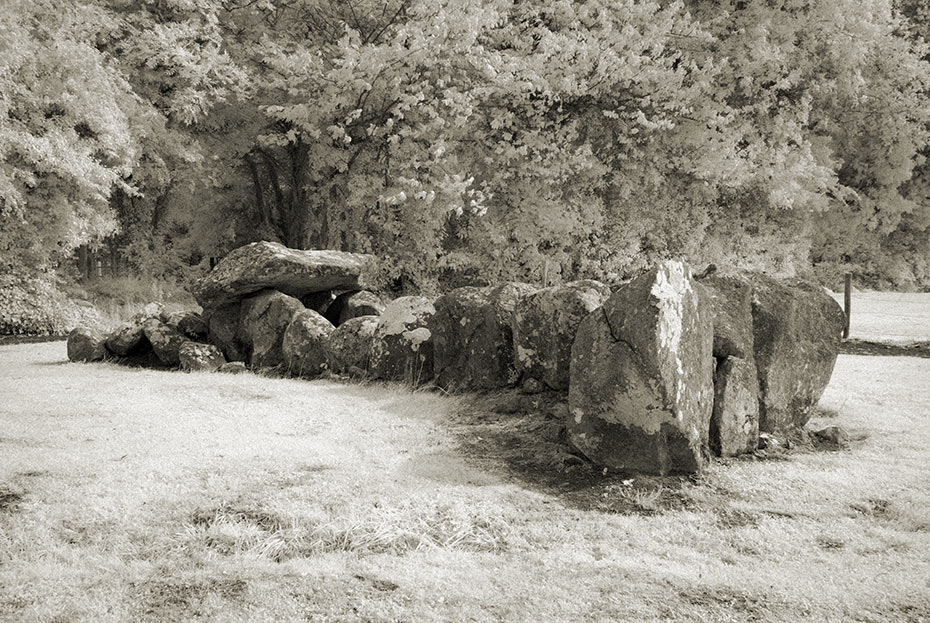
[282,309,335,377]
[178,341,226,372]
[218,361,248,374]
[430,282,537,391]
[711,356,760,456]
[67,328,108,362]
[192,241,373,307]
[324,290,385,326]
[239,290,306,369]
[326,315,379,375]
[512,280,611,391]
[745,273,846,435]
[105,323,149,357]
[166,310,208,340]
[700,273,754,359]
[142,318,188,366]
[205,302,247,362]
[567,261,714,475]
[369,296,436,383]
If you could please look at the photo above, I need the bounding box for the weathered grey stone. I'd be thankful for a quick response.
[369,296,436,383]
[204,302,247,362]
[239,290,306,369]
[745,274,846,435]
[512,280,611,391]
[218,361,248,374]
[324,290,385,326]
[325,315,379,375]
[105,323,149,357]
[166,310,208,341]
[430,282,536,391]
[282,309,334,377]
[179,341,226,372]
[67,327,108,362]
[567,261,714,475]
[711,356,760,456]
[142,318,188,366]
[700,273,754,359]
[192,241,373,307]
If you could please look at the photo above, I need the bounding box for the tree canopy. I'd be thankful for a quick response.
[2,0,929,306]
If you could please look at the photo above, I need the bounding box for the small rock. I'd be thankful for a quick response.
[810,425,848,446]
[757,432,781,450]
[179,341,226,372]
[218,361,248,374]
[67,328,107,362]
[520,378,545,394]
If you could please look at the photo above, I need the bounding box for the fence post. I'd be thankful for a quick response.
[843,272,852,339]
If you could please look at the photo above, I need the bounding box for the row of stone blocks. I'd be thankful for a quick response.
[68,242,846,476]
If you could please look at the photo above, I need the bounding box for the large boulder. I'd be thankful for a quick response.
[324,290,384,326]
[711,356,760,456]
[282,309,334,377]
[67,328,108,362]
[204,303,248,362]
[512,280,611,391]
[105,323,149,357]
[326,315,379,375]
[166,310,208,341]
[430,282,536,391]
[567,261,714,475]
[192,241,373,308]
[239,290,306,369]
[142,318,188,366]
[744,274,846,435]
[369,296,436,383]
[179,341,226,372]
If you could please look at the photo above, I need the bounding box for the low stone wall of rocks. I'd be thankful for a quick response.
[68,241,846,476]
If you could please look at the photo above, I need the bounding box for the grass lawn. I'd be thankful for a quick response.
[2,339,929,622]
[828,291,930,343]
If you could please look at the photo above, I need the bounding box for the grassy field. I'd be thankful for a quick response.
[2,333,930,620]
[828,290,930,343]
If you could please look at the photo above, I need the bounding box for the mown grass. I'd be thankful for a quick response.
[1,342,929,622]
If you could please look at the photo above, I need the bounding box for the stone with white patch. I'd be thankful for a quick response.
[369,296,436,384]
[567,261,714,475]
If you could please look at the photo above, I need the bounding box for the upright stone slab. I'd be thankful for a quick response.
[700,273,754,359]
[239,290,306,369]
[711,356,760,456]
[512,280,611,391]
[430,282,536,391]
[326,315,379,375]
[204,302,248,363]
[192,241,373,308]
[567,261,714,475]
[142,318,188,366]
[745,274,846,435]
[282,309,334,377]
[166,310,208,341]
[369,296,436,384]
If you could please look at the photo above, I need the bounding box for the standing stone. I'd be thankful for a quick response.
[204,302,247,362]
[142,318,188,366]
[282,309,334,377]
[711,357,760,456]
[239,290,306,369]
[326,315,379,375]
[369,296,436,384]
[324,290,385,326]
[430,282,536,391]
[745,274,846,435]
[191,241,373,307]
[179,341,226,372]
[105,323,149,357]
[67,328,108,362]
[567,261,714,475]
[512,280,611,391]
[699,273,754,359]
